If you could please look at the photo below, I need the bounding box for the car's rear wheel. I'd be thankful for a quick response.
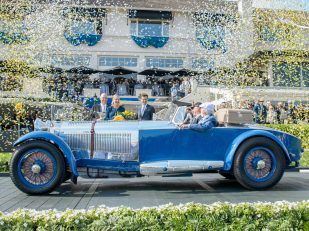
[233,137,286,190]
[10,141,65,195]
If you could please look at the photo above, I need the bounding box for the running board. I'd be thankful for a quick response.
[140,160,224,176]
[162,173,193,177]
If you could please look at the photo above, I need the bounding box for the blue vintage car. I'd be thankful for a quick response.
[10,106,303,194]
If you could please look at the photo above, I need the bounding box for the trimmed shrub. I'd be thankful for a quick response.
[0,153,11,172]
[265,124,309,149]
[0,202,308,231]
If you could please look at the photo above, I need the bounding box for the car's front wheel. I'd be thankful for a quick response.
[10,141,65,195]
[233,137,286,190]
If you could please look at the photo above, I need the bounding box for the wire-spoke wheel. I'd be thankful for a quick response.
[10,141,65,195]
[233,137,286,190]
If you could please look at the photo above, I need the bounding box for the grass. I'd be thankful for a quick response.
[0,151,308,173]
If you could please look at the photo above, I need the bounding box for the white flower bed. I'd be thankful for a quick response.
[0,201,308,230]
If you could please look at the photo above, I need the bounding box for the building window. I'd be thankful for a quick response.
[193,12,234,52]
[130,20,169,37]
[98,56,138,67]
[70,19,97,34]
[128,10,172,48]
[272,62,309,87]
[192,58,214,70]
[258,25,278,42]
[0,20,28,44]
[145,57,183,68]
[50,54,91,66]
[63,7,105,46]
[195,25,226,50]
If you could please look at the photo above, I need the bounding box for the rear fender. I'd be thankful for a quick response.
[223,130,291,171]
[14,131,78,176]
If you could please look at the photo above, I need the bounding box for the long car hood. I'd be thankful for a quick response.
[53,120,175,134]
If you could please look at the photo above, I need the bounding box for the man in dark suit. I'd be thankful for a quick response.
[92,93,109,119]
[138,93,155,120]
[253,98,267,124]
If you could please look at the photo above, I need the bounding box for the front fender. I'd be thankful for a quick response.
[14,131,78,176]
[223,130,291,171]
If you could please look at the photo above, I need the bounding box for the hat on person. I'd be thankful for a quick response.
[200,103,215,114]
[258,98,264,102]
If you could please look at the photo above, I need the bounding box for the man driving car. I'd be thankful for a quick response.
[191,102,202,124]
[179,103,217,131]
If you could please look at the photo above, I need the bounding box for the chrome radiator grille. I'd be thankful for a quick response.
[64,131,138,161]
[65,133,91,150]
[95,133,131,154]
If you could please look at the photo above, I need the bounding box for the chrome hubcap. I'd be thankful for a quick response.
[245,149,273,180]
[20,151,56,185]
[31,164,41,174]
[256,160,266,170]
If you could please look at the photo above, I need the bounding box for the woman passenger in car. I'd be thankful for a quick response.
[180,103,217,131]
[105,94,125,120]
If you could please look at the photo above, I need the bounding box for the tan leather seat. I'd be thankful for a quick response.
[215,109,254,126]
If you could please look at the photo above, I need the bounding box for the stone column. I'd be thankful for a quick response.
[268,61,273,87]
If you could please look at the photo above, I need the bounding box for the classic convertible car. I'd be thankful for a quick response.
[10,106,303,194]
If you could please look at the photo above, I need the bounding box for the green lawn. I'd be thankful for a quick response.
[0,151,309,173]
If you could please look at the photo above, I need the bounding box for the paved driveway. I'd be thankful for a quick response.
[0,172,308,212]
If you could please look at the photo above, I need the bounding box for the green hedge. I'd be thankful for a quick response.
[265,124,309,149]
[0,202,308,230]
[0,153,10,172]
[301,151,309,167]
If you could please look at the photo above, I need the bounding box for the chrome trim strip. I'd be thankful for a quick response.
[140,160,224,175]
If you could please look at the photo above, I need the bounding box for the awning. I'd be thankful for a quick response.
[139,68,171,77]
[128,10,173,20]
[101,66,137,75]
[171,68,199,77]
